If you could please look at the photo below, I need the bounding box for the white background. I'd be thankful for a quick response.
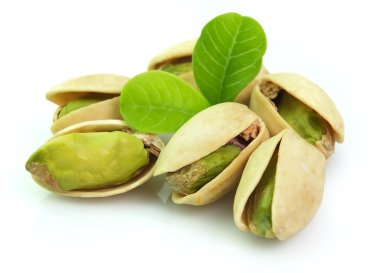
[1,0,379,272]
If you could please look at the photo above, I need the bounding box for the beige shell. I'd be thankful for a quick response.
[46,74,128,133]
[148,39,196,70]
[148,40,197,89]
[46,74,129,106]
[233,129,326,240]
[154,102,269,205]
[32,120,165,198]
[51,96,123,133]
[250,73,345,143]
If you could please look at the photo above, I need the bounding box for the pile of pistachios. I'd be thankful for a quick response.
[25,12,344,240]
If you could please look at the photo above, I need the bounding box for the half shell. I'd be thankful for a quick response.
[154,102,269,205]
[250,73,344,157]
[148,39,197,88]
[46,74,128,133]
[148,40,196,71]
[234,129,326,240]
[29,119,164,198]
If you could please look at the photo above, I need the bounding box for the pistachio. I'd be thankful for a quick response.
[276,92,326,145]
[148,40,195,72]
[246,148,277,238]
[160,61,193,76]
[167,145,241,195]
[234,129,326,240]
[148,40,197,89]
[26,120,165,197]
[26,131,148,191]
[46,74,128,133]
[154,102,269,205]
[57,98,103,119]
[250,73,344,157]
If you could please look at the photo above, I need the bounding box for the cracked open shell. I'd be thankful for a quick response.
[46,74,128,133]
[250,72,344,157]
[154,102,269,205]
[148,39,197,88]
[25,120,164,197]
[233,129,326,240]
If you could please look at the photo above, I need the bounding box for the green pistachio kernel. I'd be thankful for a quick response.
[247,148,278,238]
[25,131,148,191]
[276,92,326,145]
[160,61,193,76]
[58,98,103,119]
[166,145,241,195]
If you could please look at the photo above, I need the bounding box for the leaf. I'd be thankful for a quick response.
[193,12,267,105]
[120,71,210,133]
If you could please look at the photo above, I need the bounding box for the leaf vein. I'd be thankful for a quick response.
[235,33,260,44]
[228,64,255,78]
[220,21,234,39]
[218,16,243,101]
[194,54,219,80]
[129,104,195,115]
[200,41,224,67]
[230,48,261,59]
[205,31,227,62]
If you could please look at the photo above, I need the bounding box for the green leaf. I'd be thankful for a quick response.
[120,71,210,133]
[193,12,267,105]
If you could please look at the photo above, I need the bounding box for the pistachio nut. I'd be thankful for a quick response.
[46,74,129,133]
[233,129,326,240]
[154,102,269,205]
[25,120,164,197]
[148,40,197,88]
[166,145,241,195]
[250,73,344,157]
[148,40,268,105]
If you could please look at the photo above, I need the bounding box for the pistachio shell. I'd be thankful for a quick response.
[47,74,128,133]
[46,74,129,106]
[148,40,196,70]
[154,102,269,205]
[51,97,123,133]
[27,120,165,198]
[250,73,344,143]
[233,129,326,240]
[179,71,197,89]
